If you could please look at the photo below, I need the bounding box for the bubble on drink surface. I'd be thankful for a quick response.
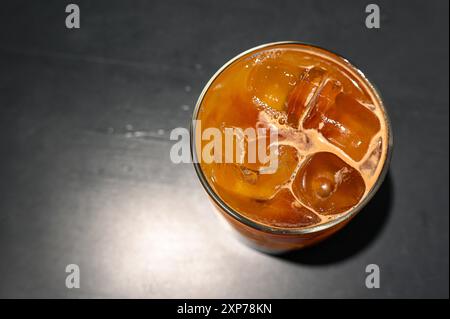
[315,177,334,199]
[360,137,382,176]
[211,145,299,200]
[304,92,381,162]
[248,55,303,112]
[292,152,366,214]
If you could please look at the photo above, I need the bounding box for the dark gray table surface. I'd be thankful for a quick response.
[0,0,448,298]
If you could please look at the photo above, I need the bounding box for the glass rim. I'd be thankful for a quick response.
[190,41,393,235]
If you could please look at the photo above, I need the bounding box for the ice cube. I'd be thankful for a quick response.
[305,92,381,161]
[303,78,343,129]
[292,152,366,214]
[211,145,299,200]
[286,67,327,127]
[249,189,320,228]
[218,94,260,129]
[248,59,302,111]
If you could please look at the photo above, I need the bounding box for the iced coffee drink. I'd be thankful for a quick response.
[192,42,392,253]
